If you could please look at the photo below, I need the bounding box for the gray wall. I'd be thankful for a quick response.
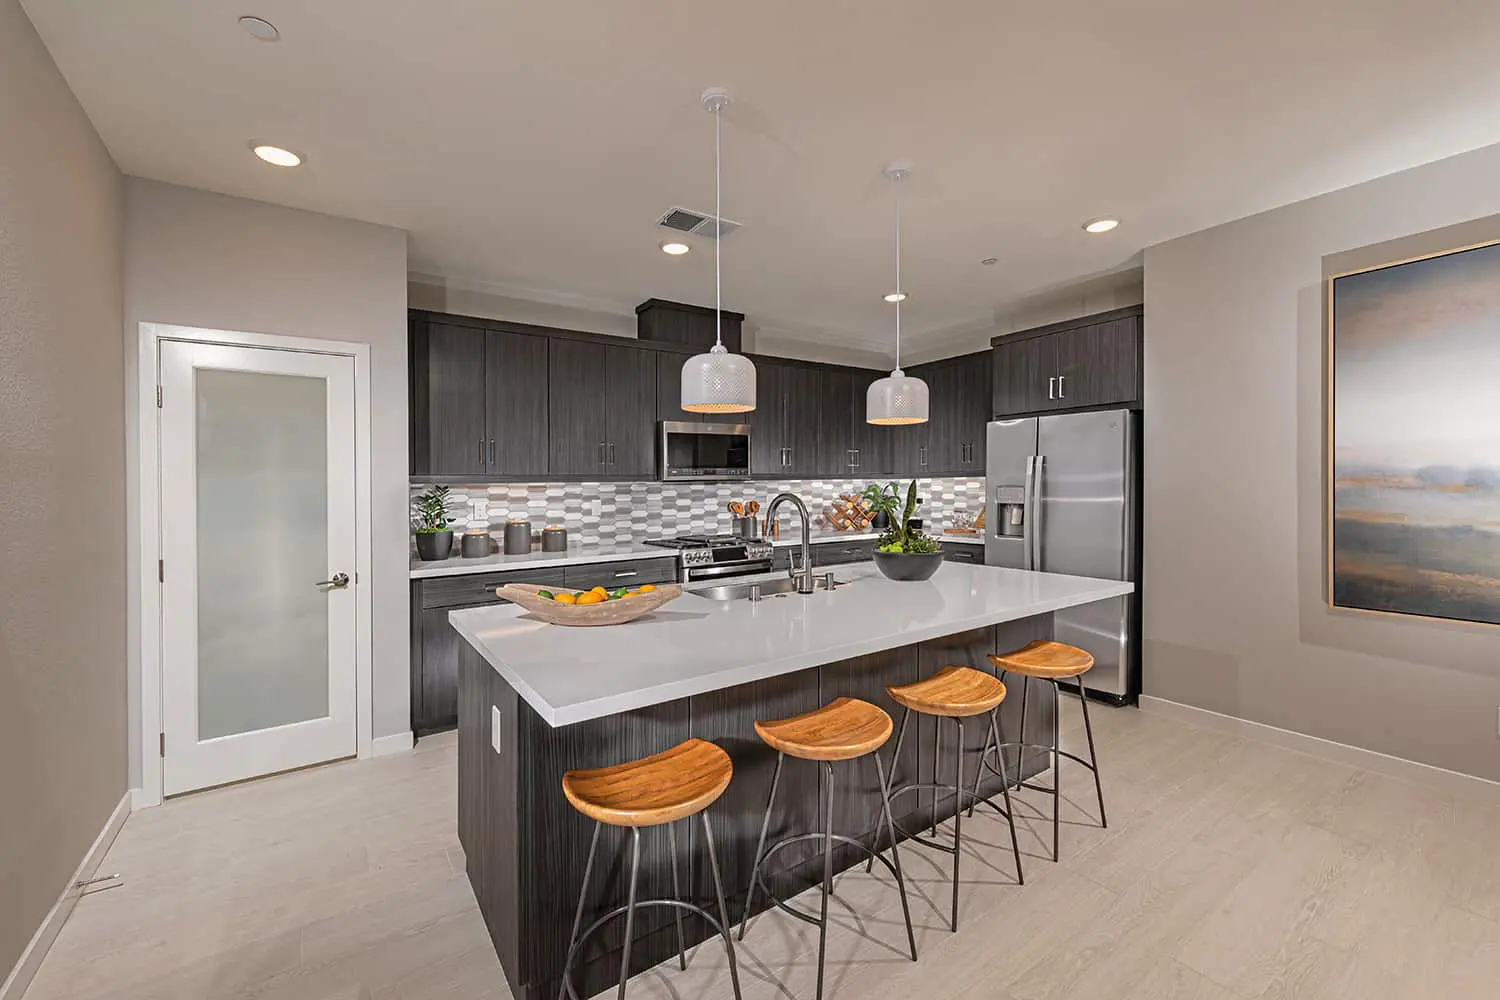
[0,0,126,976]
[124,180,410,786]
[1144,141,1500,782]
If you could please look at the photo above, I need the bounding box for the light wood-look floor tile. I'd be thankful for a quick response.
[22,710,1500,1000]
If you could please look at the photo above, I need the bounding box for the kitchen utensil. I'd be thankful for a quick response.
[541,525,568,552]
[731,516,759,539]
[503,518,532,555]
[728,501,745,516]
[461,530,492,558]
[746,500,760,516]
[496,583,681,627]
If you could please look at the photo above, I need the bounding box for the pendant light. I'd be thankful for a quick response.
[867,163,928,425]
[681,88,756,413]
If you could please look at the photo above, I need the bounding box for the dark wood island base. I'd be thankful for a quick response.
[457,615,1057,1000]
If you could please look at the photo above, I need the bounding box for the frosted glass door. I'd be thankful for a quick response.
[160,341,357,795]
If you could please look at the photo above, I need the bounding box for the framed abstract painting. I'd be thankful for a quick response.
[1329,237,1500,624]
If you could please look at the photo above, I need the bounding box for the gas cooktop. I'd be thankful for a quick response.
[643,534,749,549]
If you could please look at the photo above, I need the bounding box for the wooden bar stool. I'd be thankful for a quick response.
[977,640,1107,862]
[558,738,743,1000]
[880,666,1025,931]
[739,697,918,1000]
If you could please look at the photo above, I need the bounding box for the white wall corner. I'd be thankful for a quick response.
[0,792,131,1000]
[371,731,415,757]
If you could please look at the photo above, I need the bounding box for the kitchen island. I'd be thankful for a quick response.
[452,562,1132,1000]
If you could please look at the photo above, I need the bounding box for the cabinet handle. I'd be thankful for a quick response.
[608,442,616,466]
[1057,375,1065,398]
[488,438,496,465]
[1048,376,1056,400]
[597,442,606,466]
[479,439,486,465]
[853,448,860,468]
[919,446,927,467]
[611,570,639,578]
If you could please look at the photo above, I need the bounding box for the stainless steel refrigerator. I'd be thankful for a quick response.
[985,409,1139,700]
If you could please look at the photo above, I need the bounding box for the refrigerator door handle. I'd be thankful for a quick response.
[1031,454,1046,570]
[1021,455,1036,571]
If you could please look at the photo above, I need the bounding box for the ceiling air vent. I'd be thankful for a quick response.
[656,206,741,240]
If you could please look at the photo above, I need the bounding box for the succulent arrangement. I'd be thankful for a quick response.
[411,485,457,534]
[859,481,901,526]
[876,480,940,555]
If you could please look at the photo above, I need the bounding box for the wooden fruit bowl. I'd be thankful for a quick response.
[495,583,681,627]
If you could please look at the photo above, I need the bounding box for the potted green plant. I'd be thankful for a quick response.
[872,480,944,581]
[859,481,901,532]
[412,485,458,561]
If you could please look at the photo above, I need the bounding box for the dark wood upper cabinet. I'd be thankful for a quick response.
[485,330,550,478]
[636,299,744,354]
[992,306,1142,417]
[411,322,491,477]
[603,345,658,478]
[817,369,857,474]
[547,338,609,476]
[749,360,788,475]
[656,351,702,423]
[849,369,895,477]
[783,365,822,477]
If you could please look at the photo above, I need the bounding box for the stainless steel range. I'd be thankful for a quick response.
[642,534,774,582]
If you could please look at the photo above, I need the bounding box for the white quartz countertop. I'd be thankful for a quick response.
[449,562,1133,727]
[411,529,982,577]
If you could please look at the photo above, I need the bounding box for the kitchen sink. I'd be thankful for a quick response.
[688,574,845,602]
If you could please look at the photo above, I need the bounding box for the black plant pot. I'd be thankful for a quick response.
[871,511,891,531]
[871,550,944,582]
[414,530,454,561]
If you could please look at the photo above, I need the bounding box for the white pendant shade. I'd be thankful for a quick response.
[682,344,756,413]
[680,87,756,414]
[867,162,928,425]
[867,368,929,425]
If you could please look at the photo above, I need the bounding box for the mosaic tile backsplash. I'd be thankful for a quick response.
[413,478,986,547]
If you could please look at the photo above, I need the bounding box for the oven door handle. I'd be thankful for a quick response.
[683,561,774,582]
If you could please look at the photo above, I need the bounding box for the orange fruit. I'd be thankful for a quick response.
[590,586,607,596]
[553,592,577,605]
[637,583,657,594]
[575,592,605,605]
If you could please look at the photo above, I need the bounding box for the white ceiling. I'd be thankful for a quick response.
[22,0,1500,349]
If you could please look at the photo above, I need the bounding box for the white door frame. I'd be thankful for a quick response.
[135,322,373,807]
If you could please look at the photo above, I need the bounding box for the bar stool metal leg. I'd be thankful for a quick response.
[950,716,964,931]
[987,708,1025,885]
[816,762,835,1000]
[701,812,744,1000]
[738,751,784,941]
[871,751,919,961]
[1051,680,1062,861]
[557,823,603,1000]
[666,824,687,971]
[1075,679,1108,828]
[616,829,642,1000]
[1018,674,1030,777]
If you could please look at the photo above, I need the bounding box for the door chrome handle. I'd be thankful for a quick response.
[316,573,350,589]
[1048,376,1056,400]
[1057,375,1065,398]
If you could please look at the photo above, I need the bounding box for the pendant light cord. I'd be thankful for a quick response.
[894,172,902,371]
[714,102,723,349]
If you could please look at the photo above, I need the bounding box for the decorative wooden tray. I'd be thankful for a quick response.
[495,583,681,627]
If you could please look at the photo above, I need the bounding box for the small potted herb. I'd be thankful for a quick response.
[412,485,458,561]
[872,480,944,581]
[859,481,901,532]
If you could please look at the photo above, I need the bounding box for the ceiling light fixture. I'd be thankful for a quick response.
[238,16,280,41]
[867,163,929,426]
[1083,218,1119,234]
[660,241,691,256]
[883,291,907,303]
[251,143,302,167]
[680,88,755,414]
[981,257,998,266]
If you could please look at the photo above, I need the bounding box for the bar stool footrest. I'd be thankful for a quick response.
[749,832,903,928]
[884,781,1016,854]
[560,898,735,1000]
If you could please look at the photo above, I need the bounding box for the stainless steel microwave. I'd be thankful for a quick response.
[659,421,752,482]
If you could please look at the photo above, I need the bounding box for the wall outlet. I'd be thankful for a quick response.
[491,705,503,755]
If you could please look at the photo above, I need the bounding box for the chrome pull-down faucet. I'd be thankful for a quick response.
[765,492,815,594]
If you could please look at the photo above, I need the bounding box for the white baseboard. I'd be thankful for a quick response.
[130,786,159,811]
[1139,696,1500,803]
[1,791,131,1000]
[370,731,414,757]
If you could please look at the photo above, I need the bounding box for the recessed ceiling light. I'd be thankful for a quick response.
[251,143,302,167]
[883,291,907,303]
[660,241,691,256]
[980,257,998,266]
[1083,218,1119,234]
[238,16,279,41]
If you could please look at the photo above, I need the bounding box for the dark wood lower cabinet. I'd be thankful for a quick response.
[456,615,1057,1000]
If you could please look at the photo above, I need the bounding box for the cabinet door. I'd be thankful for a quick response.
[416,605,462,734]
[548,339,608,476]
[485,330,550,477]
[954,352,992,471]
[992,335,1056,417]
[656,351,702,423]
[817,369,857,475]
[1053,316,1141,408]
[414,323,487,476]
[924,361,966,474]
[848,369,895,477]
[784,365,823,477]
[603,345,658,477]
[750,362,789,475]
